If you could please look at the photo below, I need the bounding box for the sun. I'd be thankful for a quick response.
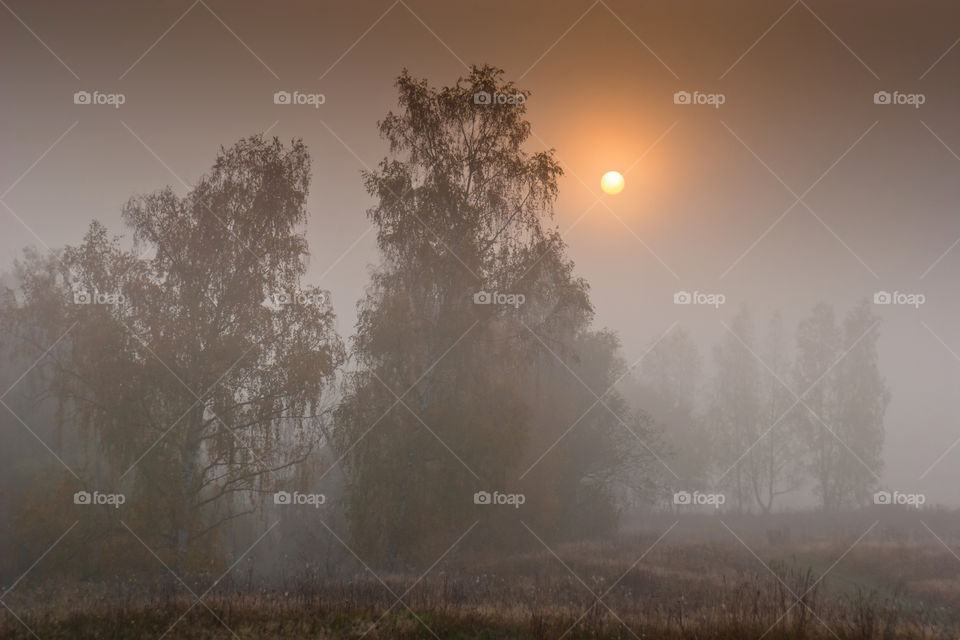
[600,171,624,195]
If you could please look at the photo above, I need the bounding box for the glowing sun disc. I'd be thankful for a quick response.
[601,171,624,195]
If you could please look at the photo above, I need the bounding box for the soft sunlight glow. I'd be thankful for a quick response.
[600,170,624,195]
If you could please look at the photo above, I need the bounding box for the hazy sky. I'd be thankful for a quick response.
[3,0,960,503]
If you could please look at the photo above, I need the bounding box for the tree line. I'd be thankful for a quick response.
[627,302,888,514]
[0,66,887,578]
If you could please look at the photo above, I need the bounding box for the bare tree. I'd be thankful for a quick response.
[747,312,803,513]
[795,301,886,511]
[712,304,761,512]
[630,328,711,498]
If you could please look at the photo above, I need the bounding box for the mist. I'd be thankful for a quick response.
[2,1,960,638]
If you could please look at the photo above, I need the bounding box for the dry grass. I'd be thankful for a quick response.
[3,532,959,639]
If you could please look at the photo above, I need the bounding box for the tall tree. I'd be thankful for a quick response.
[794,303,842,511]
[832,300,887,507]
[2,136,344,570]
[712,305,762,512]
[747,312,803,513]
[334,66,632,565]
[629,328,710,496]
[794,301,886,511]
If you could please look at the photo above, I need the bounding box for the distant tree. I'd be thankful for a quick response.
[712,304,762,513]
[794,301,886,511]
[629,328,711,496]
[747,312,803,513]
[334,66,634,565]
[832,300,887,507]
[2,136,344,571]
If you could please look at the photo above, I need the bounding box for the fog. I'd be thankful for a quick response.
[2,1,960,638]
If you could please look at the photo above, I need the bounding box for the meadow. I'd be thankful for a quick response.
[4,511,958,640]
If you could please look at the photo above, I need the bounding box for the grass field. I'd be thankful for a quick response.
[4,512,959,639]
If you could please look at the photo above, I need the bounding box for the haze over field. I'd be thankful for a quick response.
[2,2,960,638]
